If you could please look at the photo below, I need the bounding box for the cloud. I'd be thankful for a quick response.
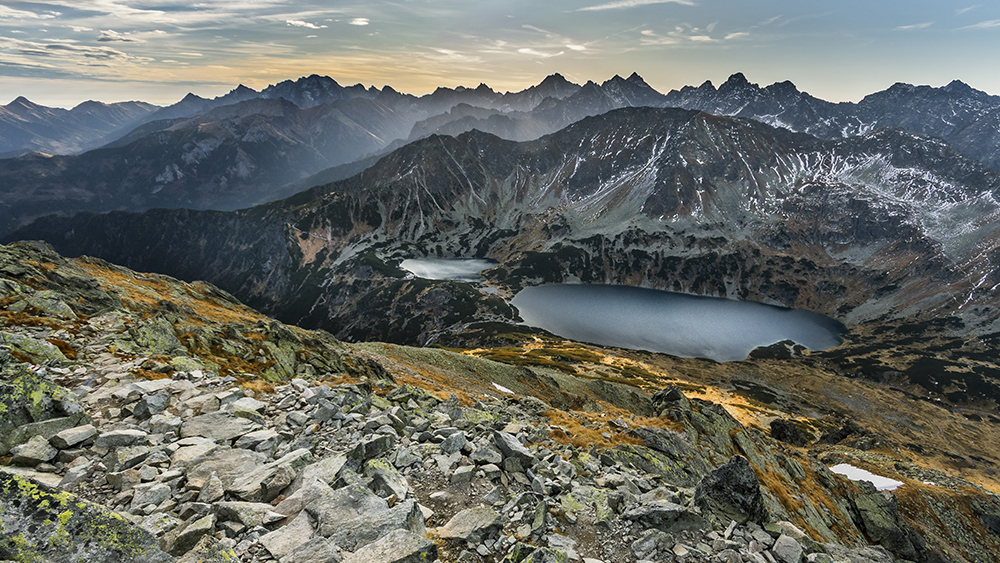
[349,18,369,26]
[98,29,143,42]
[0,6,60,20]
[566,44,586,51]
[957,5,982,15]
[894,22,933,31]
[577,0,694,12]
[724,31,749,40]
[286,19,327,30]
[959,19,1000,29]
[518,48,563,57]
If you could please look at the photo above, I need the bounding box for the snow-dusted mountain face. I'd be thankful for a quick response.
[12,107,1000,349]
[662,73,1000,170]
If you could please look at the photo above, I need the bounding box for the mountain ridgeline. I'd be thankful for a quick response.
[6,72,1000,236]
[12,107,1000,349]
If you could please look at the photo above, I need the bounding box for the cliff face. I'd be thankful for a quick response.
[1,241,1000,563]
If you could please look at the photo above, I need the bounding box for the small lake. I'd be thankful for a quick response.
[399,258,497,282]
[511,284,846,362]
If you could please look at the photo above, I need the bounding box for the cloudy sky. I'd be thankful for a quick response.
[1,0,998,107]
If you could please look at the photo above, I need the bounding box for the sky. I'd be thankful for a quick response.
[1,0,999,108]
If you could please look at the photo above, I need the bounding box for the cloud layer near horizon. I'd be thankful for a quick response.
[0,0,998,106]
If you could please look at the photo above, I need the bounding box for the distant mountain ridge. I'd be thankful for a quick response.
[0,96,158,156]
[5,71,1000,238]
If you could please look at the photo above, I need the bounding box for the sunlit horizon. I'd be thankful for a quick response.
[2,0,999,107]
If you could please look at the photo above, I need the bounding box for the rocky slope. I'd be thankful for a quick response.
[3,242,1000,563]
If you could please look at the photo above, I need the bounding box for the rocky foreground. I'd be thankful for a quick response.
[2,240,1000,563]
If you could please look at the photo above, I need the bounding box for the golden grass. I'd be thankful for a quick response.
[76,261,266,326]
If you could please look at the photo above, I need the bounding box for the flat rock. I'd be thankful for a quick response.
[131,482,172,511]
[437,506,503,542]
[50,423,98,449]
[280,536,341,563]
[10,434,58,465]
[342,529,437,563]
[327,499,425,551]
[180,412,261,442]
[186,447,269,490]
[229,448,313,502]
[622,500,706,532]
[95,428,149,448]
[169,513,216,556]
[260,510,315,560]
[276,477,336,518]
[214,501,286,528]
[307,481,389,536]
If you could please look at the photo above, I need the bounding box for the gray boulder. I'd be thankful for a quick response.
[341,529,436,563]
[493,430,536,468]
[180,412,260,442]
[50,423,97,449]
[260,510,315,560]
[10,434,58,466]
[327,500,425,551]
[437,507,503,542]
[229,448,314,502]
[694,455,767,524]
[307,483,389,537]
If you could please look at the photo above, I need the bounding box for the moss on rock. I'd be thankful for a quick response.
[0,472,172,563]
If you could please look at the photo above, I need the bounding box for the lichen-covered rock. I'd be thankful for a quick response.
[0,332,69,365]
[0,471,172,563]
[0,360,88,455]
[694,455,768,525]
[848,482,919,561]
[9,290,78,319]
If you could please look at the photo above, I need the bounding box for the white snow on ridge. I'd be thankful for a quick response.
[829,463,904,491]
[492,382,515,395]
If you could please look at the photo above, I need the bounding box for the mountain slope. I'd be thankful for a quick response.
[0,97,419,233]
[663,73,1000,170]
[12,107,1000,347]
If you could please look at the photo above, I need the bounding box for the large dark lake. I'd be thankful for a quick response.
[511,284,846,362]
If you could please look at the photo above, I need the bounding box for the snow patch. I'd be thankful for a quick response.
[829,463,904,491]
[492,382,515,395]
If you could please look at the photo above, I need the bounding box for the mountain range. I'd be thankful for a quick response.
[7,72,1000,236]
[6,71,1000,562]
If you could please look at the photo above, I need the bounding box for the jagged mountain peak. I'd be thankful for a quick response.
[179,92,207,103]
[719,72,757,91]
[7,96,42,109]
[944,79,974,94]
